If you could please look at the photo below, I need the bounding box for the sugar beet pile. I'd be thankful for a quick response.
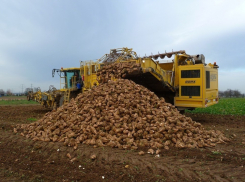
[15,78,229,151]
[96,62,141,83]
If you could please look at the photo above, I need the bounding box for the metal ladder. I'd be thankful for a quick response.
[64,90,70,103]
[60,76,67,89]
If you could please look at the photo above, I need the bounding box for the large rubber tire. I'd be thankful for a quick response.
[179,110,185,115]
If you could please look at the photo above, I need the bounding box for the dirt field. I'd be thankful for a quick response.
[0,96,27,101]
[0,105,245,182]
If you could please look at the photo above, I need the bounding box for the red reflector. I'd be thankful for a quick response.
[82,75,84,81]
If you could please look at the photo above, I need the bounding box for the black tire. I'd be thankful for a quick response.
[179,110,185,115]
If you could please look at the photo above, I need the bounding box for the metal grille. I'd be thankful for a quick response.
[206,71,210,89]
[181,70,200,78]
[181,86,200,96]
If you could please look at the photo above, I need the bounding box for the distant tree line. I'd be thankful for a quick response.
[24,87,40,95]
[0,89,13,96]
[0,87,40,96]
[0,89,5,96]
[219,89,244,98]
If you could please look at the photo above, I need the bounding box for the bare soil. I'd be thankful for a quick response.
[0,105,245,182]
[0,96,27,101]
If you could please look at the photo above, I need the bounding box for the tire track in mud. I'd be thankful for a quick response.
[1,130,245,182]
[70,142,245,181]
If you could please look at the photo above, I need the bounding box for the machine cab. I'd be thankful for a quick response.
[62,68,82,89]
[52,67,82,90]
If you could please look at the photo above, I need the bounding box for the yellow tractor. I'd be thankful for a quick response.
[28,47,219,111]
[28,61,102,109]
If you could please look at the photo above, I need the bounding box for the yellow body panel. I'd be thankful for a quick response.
[174,64,218,108]
[159,62,173,71]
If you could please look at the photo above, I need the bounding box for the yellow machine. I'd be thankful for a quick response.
[96,48,219,111]
[28,62,102,109]
[27,86,63,109]
[28,47,219,111]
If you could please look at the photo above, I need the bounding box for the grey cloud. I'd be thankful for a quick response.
[0,0,245,93]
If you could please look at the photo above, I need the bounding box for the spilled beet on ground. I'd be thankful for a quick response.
[1,105,245,181]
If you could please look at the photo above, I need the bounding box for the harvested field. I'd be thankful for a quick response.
[0,96,27,101]
[1,105,245,181]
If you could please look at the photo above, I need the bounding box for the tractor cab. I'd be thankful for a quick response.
[52,67,82,90]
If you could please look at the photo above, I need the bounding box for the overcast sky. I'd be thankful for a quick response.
[1,0,245,93]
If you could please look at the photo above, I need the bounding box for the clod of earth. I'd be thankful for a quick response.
[15,78,230,152]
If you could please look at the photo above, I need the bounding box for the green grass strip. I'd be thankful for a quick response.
[186,98,245,115]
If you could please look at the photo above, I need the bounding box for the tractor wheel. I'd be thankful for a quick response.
[179,110,185,115]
